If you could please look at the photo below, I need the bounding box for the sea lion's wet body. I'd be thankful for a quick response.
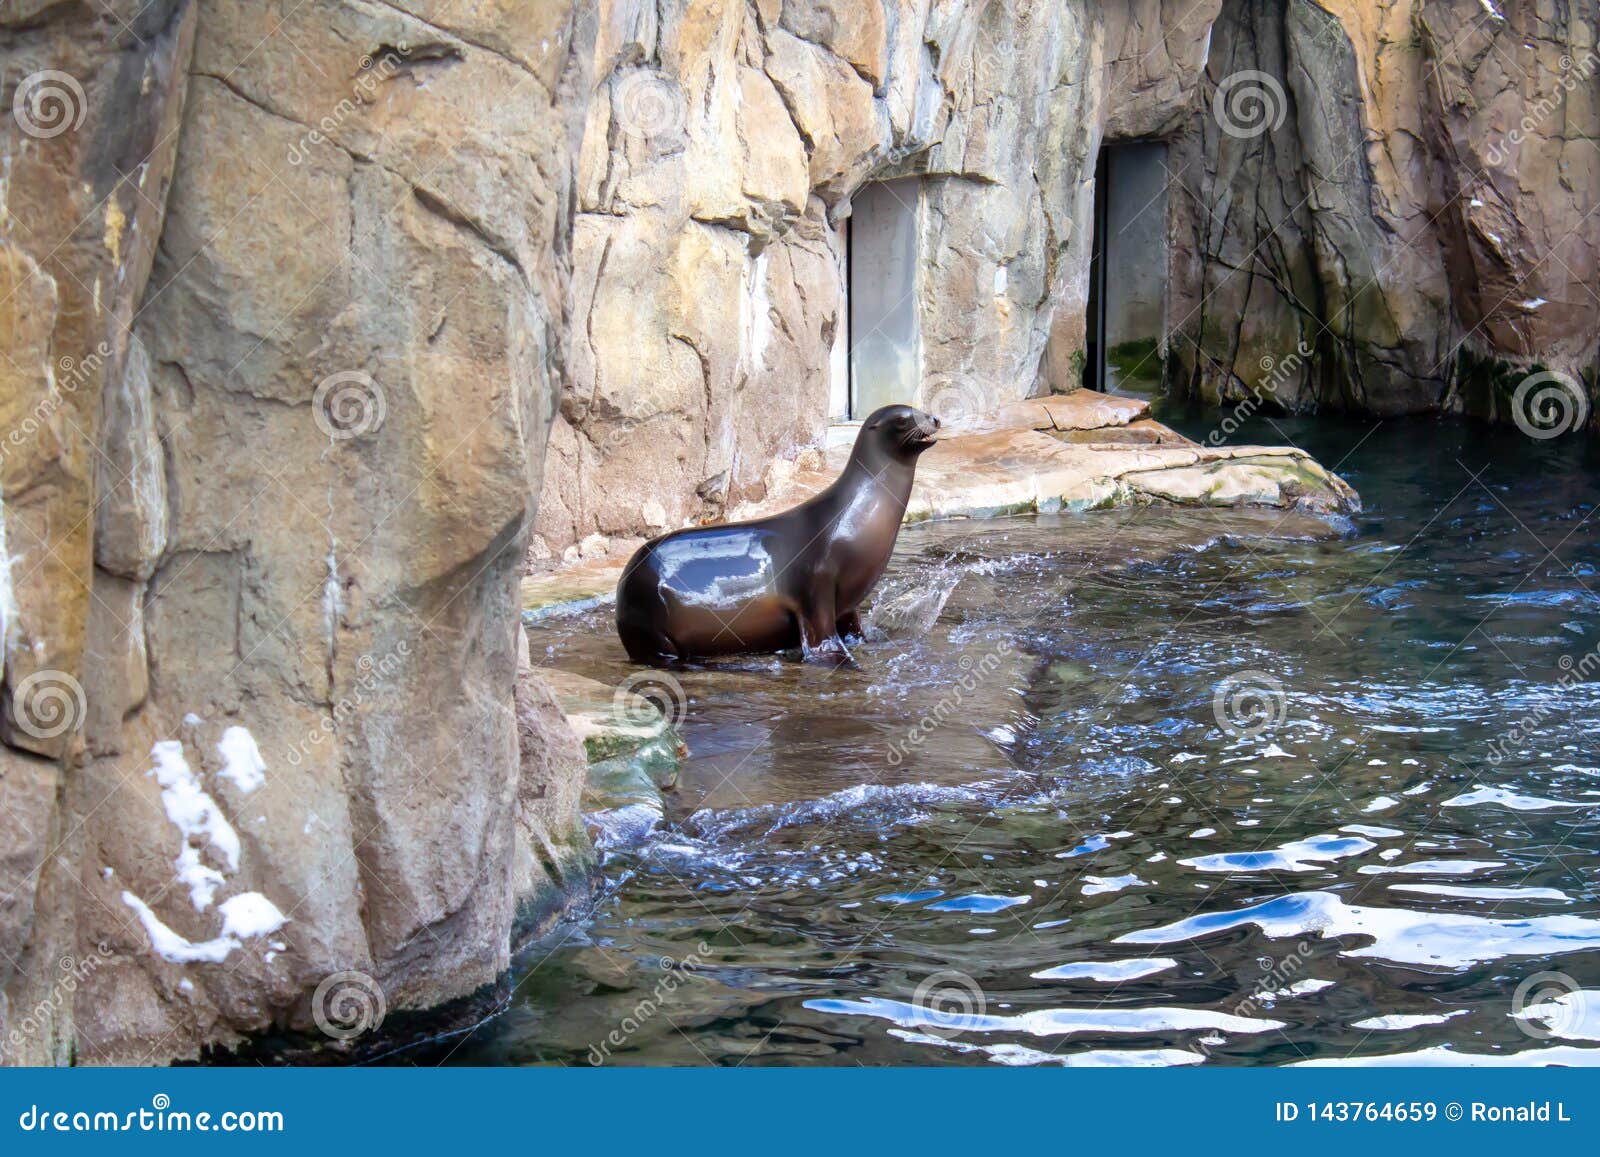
[616,406,940,664]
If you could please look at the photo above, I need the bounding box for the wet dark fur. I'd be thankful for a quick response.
[616,405,940,664]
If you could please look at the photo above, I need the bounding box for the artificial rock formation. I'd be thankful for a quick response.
[2,0,595,1064]
[537,0,1598,559]
[1172,0,1599,420]
[535,0,1236,555]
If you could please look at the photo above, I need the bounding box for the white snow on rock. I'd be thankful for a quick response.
[120,732,288,970]
[121,890,287,965]
[216,726,266,794]
[218,892,288,939]
[148,740,241,909]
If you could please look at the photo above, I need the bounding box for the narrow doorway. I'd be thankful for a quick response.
[1084,141,1169,395]
[847,178,921,419]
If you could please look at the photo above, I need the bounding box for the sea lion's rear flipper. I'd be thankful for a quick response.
[618,620,680,666]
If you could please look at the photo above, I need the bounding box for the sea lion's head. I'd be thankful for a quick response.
[858,405,941,464]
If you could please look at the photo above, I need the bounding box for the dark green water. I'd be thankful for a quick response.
[443,413,1600,1066]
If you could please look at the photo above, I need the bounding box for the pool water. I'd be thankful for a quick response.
[438,412,1600,1066]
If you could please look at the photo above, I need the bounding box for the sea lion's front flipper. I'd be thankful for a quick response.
[801,633,855,666]
[798,591,848,664]
[836,609,863,642]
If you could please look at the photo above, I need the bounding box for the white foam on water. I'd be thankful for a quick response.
[1511,990,1600,1041]
[590,803,663,850]
[1293,1046,1600,1067]
[688,780,995,843]
[1082,873,1145,896]
[1443,785,1594,811]
[864,566,965,637]
[1264,979,1335,1001]
[1116,890,1600,968]
[1351,1011,1467,1031]
[1389,883,1570,902]
[1181,833,1374,874]
[888,1029,1205,1067]
[1032,958,1178,982]
[805,995,1285,1038]
[1357,859,1505,876]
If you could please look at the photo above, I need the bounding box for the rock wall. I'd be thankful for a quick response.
[2,0,595,1064]
[539,0,1599,561]
[1171,0,1599,423]
[533,0,1228,557]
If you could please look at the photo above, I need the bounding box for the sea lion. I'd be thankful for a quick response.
[616,404,941,664]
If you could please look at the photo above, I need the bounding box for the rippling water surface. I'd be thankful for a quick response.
[446,414,1600,1066]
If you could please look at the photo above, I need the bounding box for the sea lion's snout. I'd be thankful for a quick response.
[858,404,941,459]
[895,407,939,453]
